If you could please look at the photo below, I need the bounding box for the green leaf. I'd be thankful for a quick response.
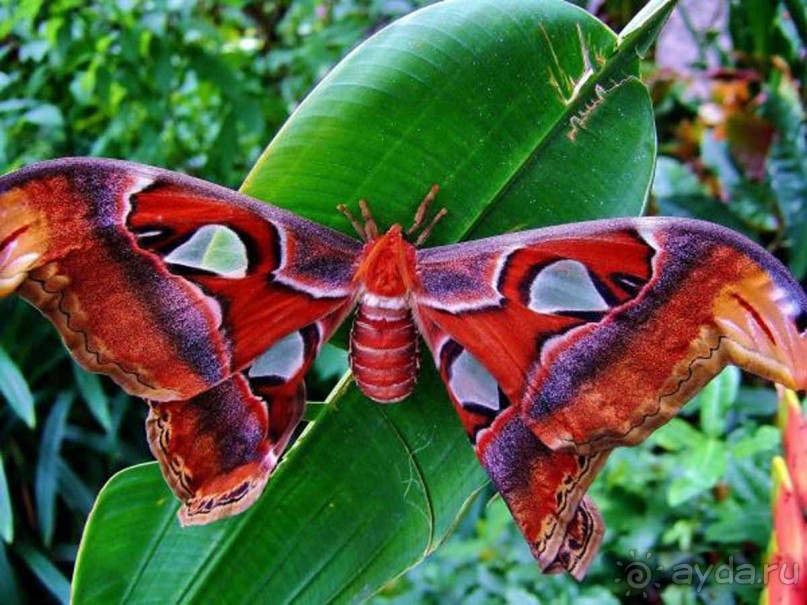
[729,454,774,504]
[617,0,676,58]
[783,0,807,49]
[57,460,96,517]
[0,346,35,428]
[649,417,704,452]
[701,132,778,233]
[242,0,656,238]
[0,455,13,543]
[729,425,780,459]
[704,508,771,546]
[0,544,22,605]
[72,364,112,432]
[652,157,755,238]
[697,366,740,438]
[667,438,728,507]
[728,0,781,58]
[652,156,705,198]
[22,103,63,128]
[765,73,807,278]
[735,385,779,417]
[35,393,73,547]
[311,343,349,382]
[73,0,670,602]
[15,544,71,605]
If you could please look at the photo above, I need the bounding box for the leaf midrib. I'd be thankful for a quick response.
[462,25,640,238]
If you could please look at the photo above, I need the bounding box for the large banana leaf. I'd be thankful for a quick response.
[71,0,676,602]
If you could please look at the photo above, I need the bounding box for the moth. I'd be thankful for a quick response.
[1,158,805,579]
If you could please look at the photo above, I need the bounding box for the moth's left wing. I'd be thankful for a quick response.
[0,158,362,523]
[147,303,352,524]
[412,217,807,576]
[0,158,362,401]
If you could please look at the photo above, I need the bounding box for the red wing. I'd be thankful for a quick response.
[414,217,807,577]
[147,304,351,524]
[0,158,361,401]
[417,323,608,578]
[414,217,807,454]
[0,158,361,524]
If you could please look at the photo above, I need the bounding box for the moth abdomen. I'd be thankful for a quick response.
[349,298,420,403]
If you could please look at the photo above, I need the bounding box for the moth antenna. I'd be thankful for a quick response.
[407,184,440,236]
[337,204,368,241]
[359,199,379,239]
[415,207,448,247]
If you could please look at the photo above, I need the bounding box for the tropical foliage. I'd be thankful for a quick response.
[0,0,804,603]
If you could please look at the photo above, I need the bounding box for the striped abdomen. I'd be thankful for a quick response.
[349,299,420,403]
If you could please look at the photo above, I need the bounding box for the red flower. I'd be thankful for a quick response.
[762,390,807,604]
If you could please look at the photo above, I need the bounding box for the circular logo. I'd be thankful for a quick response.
[615,550,663,598]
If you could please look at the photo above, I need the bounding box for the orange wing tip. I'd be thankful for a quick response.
[0,186,49,297]
[0,245,40,297]
[177,455,277,526]
[714,274,807,391]
[0,272,28,297]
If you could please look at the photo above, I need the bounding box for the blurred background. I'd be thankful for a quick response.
[0,0,804,603]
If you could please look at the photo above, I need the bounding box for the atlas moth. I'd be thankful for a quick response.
[1,158,806,579]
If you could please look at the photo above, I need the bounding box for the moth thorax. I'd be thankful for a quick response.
[349,296,420,403]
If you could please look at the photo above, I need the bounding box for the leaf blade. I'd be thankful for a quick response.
[0,346,35,428]
[35,392,73,547]
[71,364,112,432]
[73,0,672,602]
[0,456,13,543]
[15,543,71,605]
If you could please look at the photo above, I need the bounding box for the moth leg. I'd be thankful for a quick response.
[147,373,305,525]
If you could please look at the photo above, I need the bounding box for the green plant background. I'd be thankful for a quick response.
[0,0,805,604]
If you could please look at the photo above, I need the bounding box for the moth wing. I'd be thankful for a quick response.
[147,304,352,524]
[413,320,608,578]
[0,158,361,400]
[0,158,361,522]
[413,217,807,575]
[414,217,807,455]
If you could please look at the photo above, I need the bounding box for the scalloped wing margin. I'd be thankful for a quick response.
[0,157,361,401]
[414,217,807,577]
[0,158,361,523]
